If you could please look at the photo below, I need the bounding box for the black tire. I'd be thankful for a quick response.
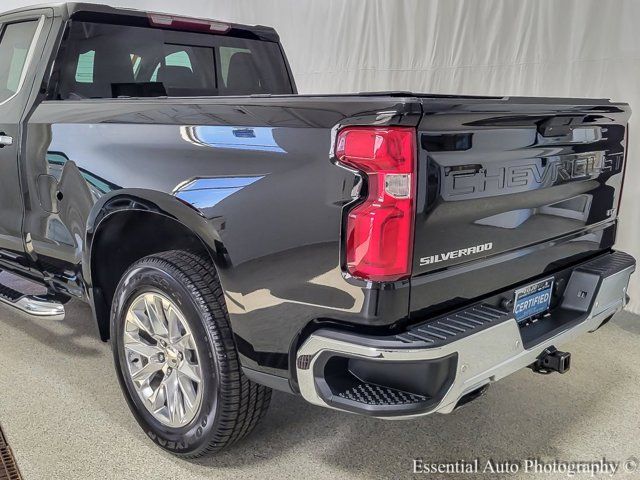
[111,250,271,457]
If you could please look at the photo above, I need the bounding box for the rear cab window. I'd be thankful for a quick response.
[51,16,294,99]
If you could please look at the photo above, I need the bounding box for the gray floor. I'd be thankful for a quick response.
[0,272,639,480]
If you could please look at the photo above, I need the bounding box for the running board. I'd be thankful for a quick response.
[0,284,65,320]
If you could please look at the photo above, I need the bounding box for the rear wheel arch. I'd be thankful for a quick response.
[87,200,224,341]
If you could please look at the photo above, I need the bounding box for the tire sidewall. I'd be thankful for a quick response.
[111,261,222,455]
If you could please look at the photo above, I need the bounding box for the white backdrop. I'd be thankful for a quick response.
[2,0,640,312]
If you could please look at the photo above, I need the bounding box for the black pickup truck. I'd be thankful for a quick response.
[0,2,635,458]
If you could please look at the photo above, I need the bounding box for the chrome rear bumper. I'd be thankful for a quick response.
[296,251,635,418]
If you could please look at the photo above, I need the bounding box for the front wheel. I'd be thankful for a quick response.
[111,250,271,457]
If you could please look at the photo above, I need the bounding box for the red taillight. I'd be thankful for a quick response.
[148,14,231,33]
[336,127,416,282]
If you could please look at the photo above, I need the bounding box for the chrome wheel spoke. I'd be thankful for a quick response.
[165,371,180,425]
[124,291,203,428]
[167,307,182,343]
[174,333,195,351]
[127,310,153,336]
[144,294,168,337]
[178,373,198,410]
[131,360,162,384]
[149,380,167,413]
[178,361,201,383]
[123,333,162,359]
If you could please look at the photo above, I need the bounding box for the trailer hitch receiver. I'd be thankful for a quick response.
[529,346,571,374]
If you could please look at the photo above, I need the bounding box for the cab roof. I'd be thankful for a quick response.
[0,2,280,42]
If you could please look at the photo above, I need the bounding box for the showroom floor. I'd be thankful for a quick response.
[0,272,639,480]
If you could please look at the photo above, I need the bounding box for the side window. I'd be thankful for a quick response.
[0,20,39,103]
[219,47,251,87]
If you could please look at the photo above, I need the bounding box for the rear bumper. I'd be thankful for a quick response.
[295,250,635,418]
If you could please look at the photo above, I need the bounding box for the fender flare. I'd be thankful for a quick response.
[82,189,229,340]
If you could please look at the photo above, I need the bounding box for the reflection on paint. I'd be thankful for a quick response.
[224,266,365,315]
[180,126,285,153]
[475,194,593,229]
[47,151,120,197]
[174,175,264,209]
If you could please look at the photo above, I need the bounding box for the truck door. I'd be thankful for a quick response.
[0,11,50,271]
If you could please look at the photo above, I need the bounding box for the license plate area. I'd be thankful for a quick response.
[513,277,554,322]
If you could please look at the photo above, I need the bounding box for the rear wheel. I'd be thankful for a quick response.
[111,250,271,457]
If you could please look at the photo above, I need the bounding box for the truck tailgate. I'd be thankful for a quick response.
[410,97,630,315]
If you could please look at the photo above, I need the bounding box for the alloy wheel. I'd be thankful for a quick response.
[123,292,204,428]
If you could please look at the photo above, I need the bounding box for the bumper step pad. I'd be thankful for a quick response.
[396,304,510,347]
[336,383,427,406]
[576,250,635,277]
